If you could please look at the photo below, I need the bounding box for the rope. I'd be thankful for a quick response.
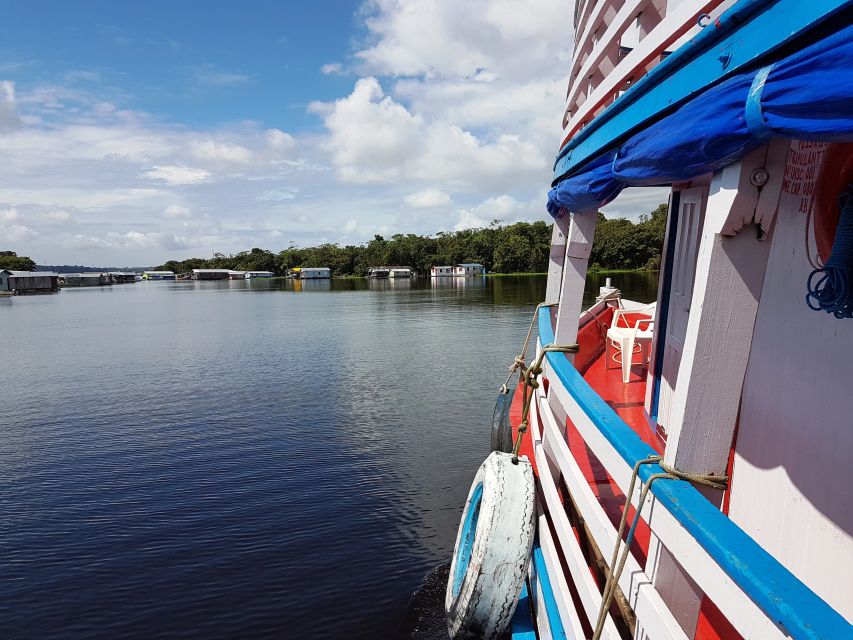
[510,342,579,463]
[590,455,727,640]
[806,185,853,319]
[500,302,559,393]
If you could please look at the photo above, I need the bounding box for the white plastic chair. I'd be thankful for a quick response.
[607,307,655,383]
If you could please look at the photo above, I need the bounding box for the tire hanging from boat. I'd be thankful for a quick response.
[491,386,514,453]
[445,451,536,640]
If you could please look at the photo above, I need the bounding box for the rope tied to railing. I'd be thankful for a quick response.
[590,455,728,640]
[510,342,579,463]
[499,302,560,393]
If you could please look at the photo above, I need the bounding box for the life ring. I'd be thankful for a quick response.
[813,142,853,263]
[445,452,536,639]
[491,388,514,453]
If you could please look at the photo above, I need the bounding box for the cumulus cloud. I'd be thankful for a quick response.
[320,62,343,75]
[1,224,38,243]
[190,139,253,165]
[164,204,192,219]
[404,188,453,208]
[144,165,211,186]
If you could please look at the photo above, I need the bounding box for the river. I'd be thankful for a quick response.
[0,272,657,639]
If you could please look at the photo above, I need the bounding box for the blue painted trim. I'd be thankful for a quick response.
[531,539,567,640]
[451,482,483,599]
[554,0,853,182]
[537,307,852,639]
[510,583,537,639]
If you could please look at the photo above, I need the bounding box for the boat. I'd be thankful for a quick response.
[444,2,853,639]
[367,266,413,278]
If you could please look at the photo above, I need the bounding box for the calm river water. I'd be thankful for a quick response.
[1,272,657,640]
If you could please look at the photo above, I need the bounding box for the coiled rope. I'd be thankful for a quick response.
[806,186,853,319]
[590,455,727,640]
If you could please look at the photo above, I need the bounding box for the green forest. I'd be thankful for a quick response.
[156,203,667,276]
[3,203,667,276]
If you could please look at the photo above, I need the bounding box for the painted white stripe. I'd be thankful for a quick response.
[535,390,688,640]
[530,396,621,640]
[538,343,791,639]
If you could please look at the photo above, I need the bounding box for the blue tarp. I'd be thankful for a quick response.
[547,23,853,217]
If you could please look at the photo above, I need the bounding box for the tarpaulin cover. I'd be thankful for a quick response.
[547,23,853,217]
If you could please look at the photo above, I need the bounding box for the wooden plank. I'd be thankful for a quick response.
[530,395,622,640]
[540,354,789,639]
[537,514,588,640]
[554,212,598,361]
[535,388,688,640]
[545,217,571,304]
[665,152,776,479]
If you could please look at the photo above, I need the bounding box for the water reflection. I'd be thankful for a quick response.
[0,272,658,640]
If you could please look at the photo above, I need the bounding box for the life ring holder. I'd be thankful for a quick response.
[812,142,853,264]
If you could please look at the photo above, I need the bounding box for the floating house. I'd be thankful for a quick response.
[142,271,176,280]
[289,267,331,279]
[60,272,109,287]
[453,263,485,276]
[368,266,413,278]
[191,269,231,280]
[227,270,246,280]
[430,265,454,277]
[109,272,137,284]
[0,270,60,293]
[244,271,274,279]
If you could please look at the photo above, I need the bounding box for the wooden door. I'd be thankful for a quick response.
[658,188,706,432]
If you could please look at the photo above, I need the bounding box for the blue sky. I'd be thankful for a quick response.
[1,0,359,130]
[0,0,666,265]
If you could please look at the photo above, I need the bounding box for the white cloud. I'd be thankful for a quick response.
[320,62,343,75]
[144,165,211,186]
[164,204,192,219]
[0,206,19,222]
[404,188,453,208]
[190,139,253,165]
[1,224,38,243]
[0,81,22,131]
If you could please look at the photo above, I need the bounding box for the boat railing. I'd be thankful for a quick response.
[531,306,849,639]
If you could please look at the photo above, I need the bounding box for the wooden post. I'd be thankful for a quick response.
[642,142,787,640]
[544,216,571,304]
[664,142,786,481]
[553,212,597,360]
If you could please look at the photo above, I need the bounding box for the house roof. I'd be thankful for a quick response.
[6,270,59,277]
[192,269,231,273]
[456,263,484,267]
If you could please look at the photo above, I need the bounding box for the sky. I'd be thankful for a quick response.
[0,0,667,266]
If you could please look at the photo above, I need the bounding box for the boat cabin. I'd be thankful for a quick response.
[244,271,274,279]
[368,266,413,278]
[458,1,853,639]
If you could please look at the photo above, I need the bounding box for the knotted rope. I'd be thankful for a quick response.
[499,302,558,393]
[806,186,853,319]
[510,342,578,463]
[590,455,727,640]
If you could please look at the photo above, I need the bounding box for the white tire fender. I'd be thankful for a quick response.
[445,451,536,639]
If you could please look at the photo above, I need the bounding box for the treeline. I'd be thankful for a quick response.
[0,251,36,271]
[155,203,667,276]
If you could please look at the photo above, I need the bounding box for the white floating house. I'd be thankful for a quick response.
[227,270,246,280]
[430,265,454,277]
[368,266,413,278]
[142,271,176,281]
[244,270,274,279]
[454,263,486,276]
[289,267,331,279]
